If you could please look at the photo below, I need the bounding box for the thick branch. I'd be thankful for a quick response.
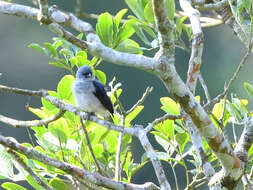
[0,1,158,72]
[180,0,215,179]
[158,61,242,186]
[0,135,159,190]
[235,117,253,161]
[152,0,174,59]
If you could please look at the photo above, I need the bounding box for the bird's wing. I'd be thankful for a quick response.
[92,80,114,114]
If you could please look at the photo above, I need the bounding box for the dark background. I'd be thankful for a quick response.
[0,0,252,189]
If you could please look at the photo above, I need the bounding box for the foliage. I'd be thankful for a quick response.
[1,0,253,190]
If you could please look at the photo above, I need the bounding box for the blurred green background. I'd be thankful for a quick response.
[0,0,253,189]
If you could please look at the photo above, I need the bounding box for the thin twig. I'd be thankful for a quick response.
[7,149,53,190]
[205,18,253,111]
[195,0,228,11]
[232,124,237,145]
[219,95,227,123]
[80,119,105,176]
[0,134,160,190]
[198,73,211,103]
[113,90,126,115]
[126,86,153,115]
[115,116,125,181]
[75,0,82,17]
[120,147,129,177]
[145,113,182,133]
[171,165,179,190]
[0,110,65,128]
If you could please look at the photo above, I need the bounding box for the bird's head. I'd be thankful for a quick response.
[76,65,94,80]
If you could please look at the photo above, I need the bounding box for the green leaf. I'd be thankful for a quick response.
[31,126,47,140]
[49,178,67,190]
[76,55,89,68]
[93,144,104,157]
[130,23,151,46]
[48,118,69,144]
[116,39,143,54]
[77,33,84,40]
[44,42,57,57]
[2,182,27,190]
[175,132,189,152]
[114,9,128,30]
[40,132,61,152]
[153,132,171,151]
[105,132,118,153]
[226,102,243,121]
[26,174,45,190]
[76,50,87,59]
[0,145,14,180]
[165,0,175,22]
[96,12,114,47]
[144,1,154,22]
[126,105,144,125]
[156,152,184,165]
[41,91,59,111]
[117,20,135,44]
[49,62,69,70]
[28,43,47,55]
[28,107,48,119]
[57,75,75,100]
[154,119,175,140]
[95,70,107,85]
[139,24,157,39]
[248,143,253,157]
[160,97,180,115]
[244,82,253,98]
[52,40,63,50]
[242,0,252,13]
[70,57,78,68]
[131,160,148,176]
[66,139,78,151]
[125,0,145,21]
[59,48,73,57]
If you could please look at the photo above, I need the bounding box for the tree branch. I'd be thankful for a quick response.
[0,84,172,189]
[145,113,182,133]
[0,135,160,190]
[7,149,53,190]
[0,110,65,128]
[235,117,253,162]
[138,129,171,190]
[179,0,215,179]
[195,0,228,11]
[126,86,153,115]
[152,0,174,58]
[0,1,158,72]
[0,84,137,136]
[80,119,105,177]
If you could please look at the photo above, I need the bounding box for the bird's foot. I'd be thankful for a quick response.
[87,112,95,120]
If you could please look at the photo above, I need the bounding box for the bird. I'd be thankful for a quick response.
[72,65,114,119]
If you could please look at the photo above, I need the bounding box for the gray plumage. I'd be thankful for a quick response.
[72,66,113,117]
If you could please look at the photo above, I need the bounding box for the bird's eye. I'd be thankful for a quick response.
[83,72,92,78]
